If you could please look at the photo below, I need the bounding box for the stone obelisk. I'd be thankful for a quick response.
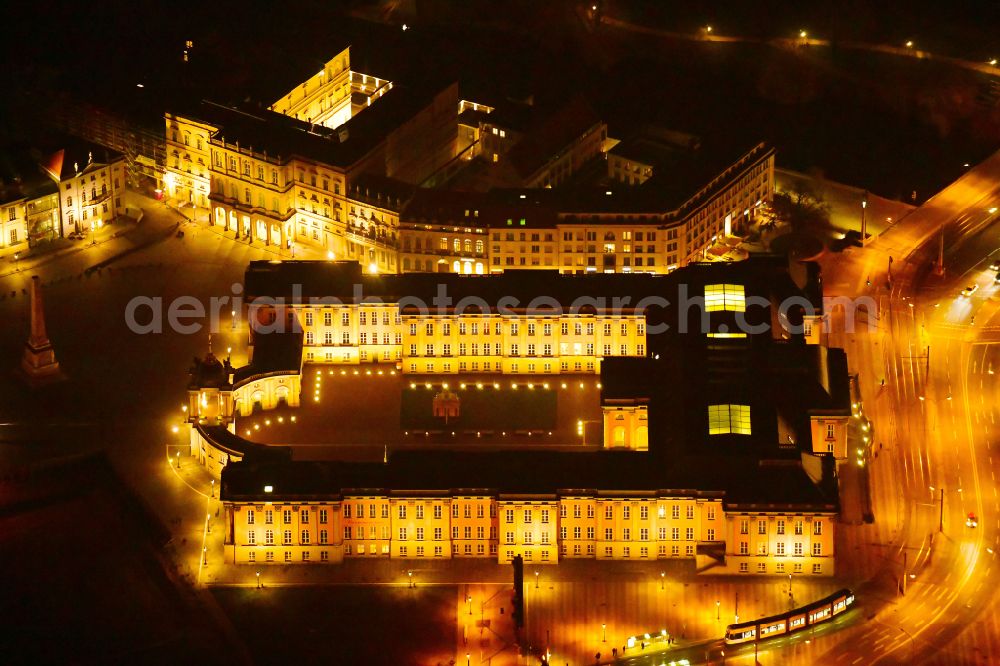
[19,275,63,385]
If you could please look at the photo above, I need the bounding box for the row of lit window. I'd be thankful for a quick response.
[405,342,641,357]
[737,541,823,556]
[405,321,644,337]
[738,518,824,536]
[303,310,401,327]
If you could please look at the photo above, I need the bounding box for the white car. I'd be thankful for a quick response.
[961,284,979,298]
[967,513,978,528]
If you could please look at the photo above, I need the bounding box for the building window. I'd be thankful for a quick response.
[704,284,746,312]
[707,404,751,435]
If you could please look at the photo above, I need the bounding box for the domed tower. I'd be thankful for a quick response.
[186,350,235,455]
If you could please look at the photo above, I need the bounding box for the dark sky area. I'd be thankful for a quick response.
[2,0,999,199]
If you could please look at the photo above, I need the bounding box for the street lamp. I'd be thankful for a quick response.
[660,571,665,590]
[13,252,19,272]
[467,595,473,615]
[466,653,470,666]
[535,571,540,588]
[176,451,181,469]
[206,513,211,534]
[602,623,607,643]
[930,485,944,532]
[211,478,215,498]
[256,571,261,589]
[202,546,207,565]
[408,570,413,588]
[716,599,721,620]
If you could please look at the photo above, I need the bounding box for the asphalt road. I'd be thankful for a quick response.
[806,148,1000,665]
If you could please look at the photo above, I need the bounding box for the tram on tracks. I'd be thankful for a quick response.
[724,588,855,645]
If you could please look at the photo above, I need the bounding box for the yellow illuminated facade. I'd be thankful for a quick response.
[254,301,647,374]
[57,155,125,237]
[602,405,649,450]
[270,47,392,130]
[207,259,843,577]
[165,45,773,278]
[223,493,834,574]
[725,512,835,576]
[1,192,59,259]
[163,44,403,273]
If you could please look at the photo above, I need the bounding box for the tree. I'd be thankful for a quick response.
[770,186,832,232]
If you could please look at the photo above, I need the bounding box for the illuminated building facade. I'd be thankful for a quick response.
[164,39,458,273]
[179,257,849,576]
[395,142,774,276]
[0,167,58,259]
[243,262,648,374]
[161,43,772,277]
[38,140,125,238]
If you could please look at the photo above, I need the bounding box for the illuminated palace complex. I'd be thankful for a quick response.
[163,44,774,276]
[185,256,850,576]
